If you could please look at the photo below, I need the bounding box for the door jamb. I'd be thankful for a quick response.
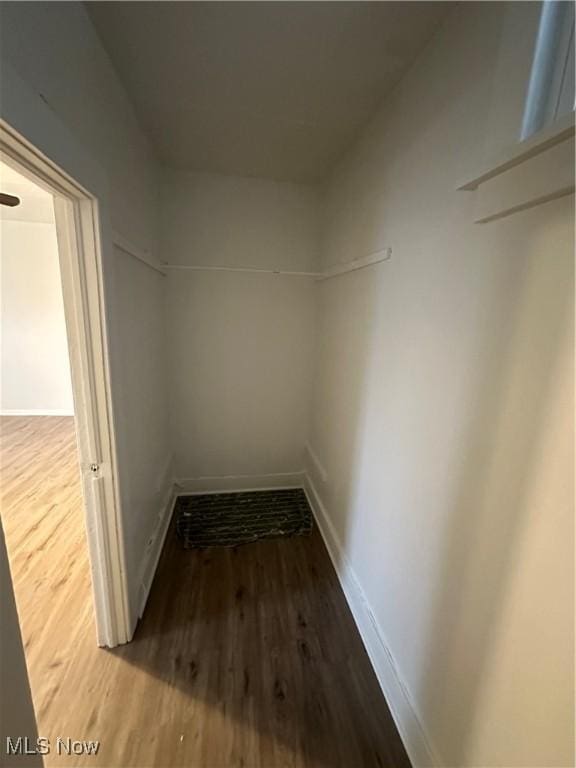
[0,121,131,647]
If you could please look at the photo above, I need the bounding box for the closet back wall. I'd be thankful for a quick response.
[162,170,318,488]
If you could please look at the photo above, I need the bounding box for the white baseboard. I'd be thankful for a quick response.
[175,471,305,495]
[0,408,74,416]
[137,458,176,620]
[304,473,440,768]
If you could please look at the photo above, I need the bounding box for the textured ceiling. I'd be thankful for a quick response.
[87,2,450,183]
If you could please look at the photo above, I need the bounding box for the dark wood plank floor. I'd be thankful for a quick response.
[108,519,411,767]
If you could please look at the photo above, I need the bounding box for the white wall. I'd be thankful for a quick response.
[112,245,172,595]
[0,171,73,415]
[0,2,172,629]
[162,170,318,483]
[0,524,43,767]
[308,3,574,767]
[1,10,573,764]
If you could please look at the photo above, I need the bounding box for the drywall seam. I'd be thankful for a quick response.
[304,472,442,768]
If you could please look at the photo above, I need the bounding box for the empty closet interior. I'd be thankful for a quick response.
[159,170,392,491]
[1,2,573,766]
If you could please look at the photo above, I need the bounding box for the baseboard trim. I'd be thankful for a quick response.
[0,409,74,416]
[137,462,176,620]
[303,473,440,768]
[175,471,305,495]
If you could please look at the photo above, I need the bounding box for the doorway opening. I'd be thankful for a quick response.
[0,125,130,680]
[0,159,94,738]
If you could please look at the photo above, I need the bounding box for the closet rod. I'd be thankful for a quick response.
[164,264,321,277]
[112,230,167,276]
[164,248,391,280]
[316,248,392,281]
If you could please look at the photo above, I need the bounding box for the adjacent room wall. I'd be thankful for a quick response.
[0,1,172,629]
[307,3,574,767]
[0,524,43,767]
[162,169,318,486]
[0,169,73,415]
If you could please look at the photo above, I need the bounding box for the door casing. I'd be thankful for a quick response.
[1,120,131,648]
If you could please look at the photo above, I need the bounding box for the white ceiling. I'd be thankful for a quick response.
[0,161,51,198]
[87,2,450,184]
[0,160,54,222]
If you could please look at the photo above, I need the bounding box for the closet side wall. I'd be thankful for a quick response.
[308,3,574,766]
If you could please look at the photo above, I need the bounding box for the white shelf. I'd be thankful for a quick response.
[164,264,320,277]
[458,112,574,192]
[164,247,392,281]
[112,230,167,276]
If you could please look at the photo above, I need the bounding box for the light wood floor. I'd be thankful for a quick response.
[1,416,410,768]
[0,416,93,730]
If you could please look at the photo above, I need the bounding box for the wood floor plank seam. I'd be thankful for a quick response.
[1,416,411,768]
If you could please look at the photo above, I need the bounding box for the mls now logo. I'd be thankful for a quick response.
[6,737,100,756]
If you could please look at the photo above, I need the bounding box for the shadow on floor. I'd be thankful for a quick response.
[111,523,411,768]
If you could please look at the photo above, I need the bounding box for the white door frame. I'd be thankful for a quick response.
[0,121,131,647]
